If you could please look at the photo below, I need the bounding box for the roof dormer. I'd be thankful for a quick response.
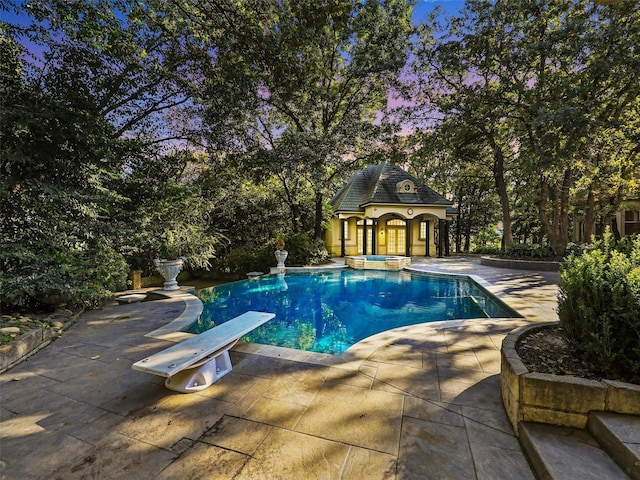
[396,179,416,194]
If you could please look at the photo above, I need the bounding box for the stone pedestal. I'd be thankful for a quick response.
[128,270,143,290]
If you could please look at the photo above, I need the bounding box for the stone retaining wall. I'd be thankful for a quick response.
[0,326,64,373]
[501,323,640,434]
[481,256,560,272]
[1,311,79,373]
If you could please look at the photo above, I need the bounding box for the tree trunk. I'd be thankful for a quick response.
[584,183,596,243]
[455,191,463,253]
[539,168,573,256]
[279,173,301,233]
[314,190,324,240]
[539,175,550,240]
[558,167,572,254]
[291,202,301,233]
[611,217,621,241]
[486,133,513,250]
[464,211,471,252]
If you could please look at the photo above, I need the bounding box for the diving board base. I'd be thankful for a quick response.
[164,350,232,393]
[133,311,275,393]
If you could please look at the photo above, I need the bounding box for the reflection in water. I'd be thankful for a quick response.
[191,269,517,355]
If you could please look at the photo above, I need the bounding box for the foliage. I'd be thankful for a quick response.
[5,0,199,145]
[202,174,294,253]
[168,0,417,238]
[407,130,502,253]
[407,0,640,253]
[472,224,503,251]
[615,234,640,257]
[1,10,221,310]
[564,242,590,258]
[471,246,503,255]
[282,232,330,267]
[505,244,555,259]
[1,31,130,311]
[558,230,640,380]
[225,231,329,275]
[226,245,276,275]
[1,240,128,311]
[3,0,638,313]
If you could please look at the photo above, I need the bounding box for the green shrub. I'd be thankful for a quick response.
[70,240,129,309]
[0,240,128,312]
[616,233,639,257]
[557,231,640,380]
[226,245,275,274]
[282,232,330,266]
[472,246,504,255]
[225,232,330,274]
[564,242,590,258]
[506,243,554,259]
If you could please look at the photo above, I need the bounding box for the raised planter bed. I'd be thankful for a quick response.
[0,328,57,373]
[501,323,640,434]
[481,256,560,272]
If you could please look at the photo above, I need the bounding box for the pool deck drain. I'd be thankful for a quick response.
[1,256,559,479]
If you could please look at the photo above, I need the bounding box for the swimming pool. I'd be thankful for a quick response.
[190,269,518,355]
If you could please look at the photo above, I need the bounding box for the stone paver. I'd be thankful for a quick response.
[0,257,560,479]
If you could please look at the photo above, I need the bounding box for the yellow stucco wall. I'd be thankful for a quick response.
[324,214,439,257]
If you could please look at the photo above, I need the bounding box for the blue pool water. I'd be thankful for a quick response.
[190,269,518,355]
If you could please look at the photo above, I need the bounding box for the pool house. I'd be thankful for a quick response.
[325,163,457,257]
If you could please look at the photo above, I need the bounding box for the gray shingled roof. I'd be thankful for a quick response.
[330,163,452,213]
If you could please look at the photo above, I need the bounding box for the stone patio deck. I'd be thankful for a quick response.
[0,256,559,479]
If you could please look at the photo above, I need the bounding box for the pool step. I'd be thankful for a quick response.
[519,413,640,480]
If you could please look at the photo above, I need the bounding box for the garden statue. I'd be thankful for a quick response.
[154,257,185,291]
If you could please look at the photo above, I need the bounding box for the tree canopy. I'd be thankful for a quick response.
[1,0,638,310]
[405,0,639,255]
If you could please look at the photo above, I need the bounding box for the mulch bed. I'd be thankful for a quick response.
[516,324,639,385]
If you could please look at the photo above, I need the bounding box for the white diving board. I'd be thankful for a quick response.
[133,311,275,393]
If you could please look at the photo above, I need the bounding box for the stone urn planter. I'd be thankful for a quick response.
[154,258,185,291]
[275,249,288,268]
[274,233,288,269]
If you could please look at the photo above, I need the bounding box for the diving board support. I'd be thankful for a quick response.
[132,311,275,393]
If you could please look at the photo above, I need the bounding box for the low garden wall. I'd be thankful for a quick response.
[501,323,640,434]
[0,311,80,373]
[481,256,560,272]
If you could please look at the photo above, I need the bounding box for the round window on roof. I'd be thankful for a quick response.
[397,180,415,193]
